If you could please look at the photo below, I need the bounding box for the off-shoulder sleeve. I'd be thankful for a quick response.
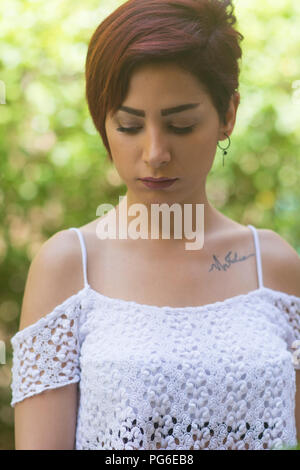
[10,293,82,408]
[274,292,300,370]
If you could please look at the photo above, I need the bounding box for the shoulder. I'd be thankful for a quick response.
[257,228,300,297]
[18,229,84,331]
[30,229,84,286]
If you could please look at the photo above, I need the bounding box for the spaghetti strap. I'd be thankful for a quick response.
[69,227,89,289]
[247,225,264,289]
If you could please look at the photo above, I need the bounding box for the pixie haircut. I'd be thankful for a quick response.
[85,0,244,161]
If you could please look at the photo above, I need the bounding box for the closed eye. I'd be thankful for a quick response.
[116,124,196,135]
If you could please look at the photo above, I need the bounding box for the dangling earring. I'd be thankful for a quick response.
[217,133,231,167]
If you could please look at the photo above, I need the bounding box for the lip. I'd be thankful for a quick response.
[139,178,178,190]
[140,177,178,182]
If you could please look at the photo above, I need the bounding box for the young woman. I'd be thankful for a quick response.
[10,0,300,450]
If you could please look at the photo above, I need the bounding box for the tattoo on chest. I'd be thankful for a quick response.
[208,251,255,272]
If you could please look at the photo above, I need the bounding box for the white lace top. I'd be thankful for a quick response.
[10,225,300,450]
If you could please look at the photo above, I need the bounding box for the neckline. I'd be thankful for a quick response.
[81,284,300,313]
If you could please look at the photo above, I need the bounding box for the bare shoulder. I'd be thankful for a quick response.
[19,229,84,332]
[257,228,300,297]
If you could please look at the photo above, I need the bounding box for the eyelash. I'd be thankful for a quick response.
[116,125,196,135]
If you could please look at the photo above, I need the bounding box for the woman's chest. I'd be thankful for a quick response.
[79,300,288,368]
[85,229,259,308]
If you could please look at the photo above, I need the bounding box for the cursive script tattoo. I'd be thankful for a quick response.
[208,251,255,272]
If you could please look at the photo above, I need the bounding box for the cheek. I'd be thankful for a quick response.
[185,136,217,173]
[109,152,135,183]
[180,131,216,158]
[106,133,127,166]
[195,124,218,146]
[192,128,219,163]
[107,132,137,161]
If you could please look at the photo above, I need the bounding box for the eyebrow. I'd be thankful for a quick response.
[118,103,201,117]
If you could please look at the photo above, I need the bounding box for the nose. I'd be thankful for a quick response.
[142,127,171,168]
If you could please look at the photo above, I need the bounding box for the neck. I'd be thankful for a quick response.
[113,192,224,248]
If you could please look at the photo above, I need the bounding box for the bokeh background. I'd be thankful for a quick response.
[0,0,300,450]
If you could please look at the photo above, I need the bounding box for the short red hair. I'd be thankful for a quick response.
[85,0,244,161]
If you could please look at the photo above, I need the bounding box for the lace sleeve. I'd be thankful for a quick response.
[275,292,300,370]
[10,293,82,408]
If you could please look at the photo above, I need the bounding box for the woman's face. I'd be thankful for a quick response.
[105,63,239,206]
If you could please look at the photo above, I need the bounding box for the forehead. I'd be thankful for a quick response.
[109,64,211,121]
[126,63,209,99]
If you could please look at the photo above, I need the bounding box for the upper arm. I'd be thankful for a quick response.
[259,228,300,297]
[260,229,300,444]
[14,229,83,450]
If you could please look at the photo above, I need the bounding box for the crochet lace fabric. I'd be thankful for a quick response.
[10,291,82,404]
[10,285,300,450]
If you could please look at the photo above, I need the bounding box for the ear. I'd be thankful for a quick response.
[218,92,240,141]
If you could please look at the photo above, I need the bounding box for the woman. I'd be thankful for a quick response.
[10,0,300,450]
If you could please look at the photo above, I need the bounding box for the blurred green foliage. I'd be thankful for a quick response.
[0,0,299,450]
